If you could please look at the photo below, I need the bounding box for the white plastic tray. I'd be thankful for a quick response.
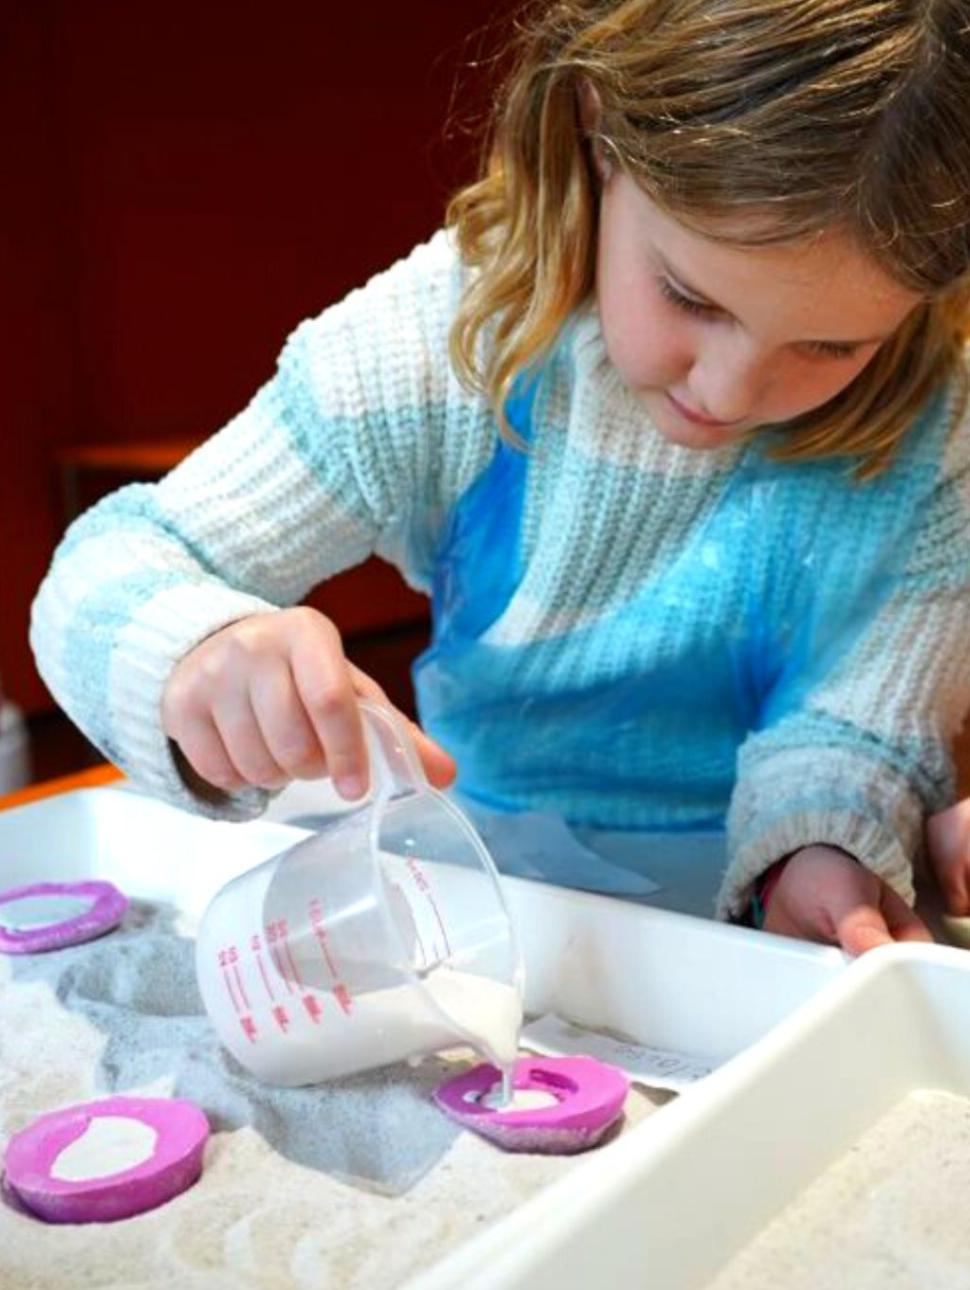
[422,943,970,1289]
[0,783,846,1285]
[0,784,844,1061]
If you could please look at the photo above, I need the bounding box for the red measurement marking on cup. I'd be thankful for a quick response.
[265,921,294,994]
[219,944,250,1011]
[308,898,339,978]
[279,926,304,990]
[308,897,355,1014]
[250,933,276,1002]
[302,994,323,1024]
[271,946,293,993]
[232,968,250,1011]
[406,857,452,958]
[240,1015,258,1043]
[272,1004,291,1033]
[216,949,241,1016]
[333,983,354,1016]
[228,946,251,1012]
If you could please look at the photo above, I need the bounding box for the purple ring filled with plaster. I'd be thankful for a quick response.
[0,880,129,954]
[433,1055,629,1154]
[3,1096,210,1223]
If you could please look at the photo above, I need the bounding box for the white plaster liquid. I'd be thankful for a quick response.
[421,965,521,1068]
[51,1116,158,1182]
[479,1087,559,1112]
[199,957,522,1087]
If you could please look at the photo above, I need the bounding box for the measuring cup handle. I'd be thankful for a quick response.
[359,701,428,799]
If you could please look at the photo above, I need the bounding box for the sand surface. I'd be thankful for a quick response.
[0,906,669,1289]
[707,1088,970,1290]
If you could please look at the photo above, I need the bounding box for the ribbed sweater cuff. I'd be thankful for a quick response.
[716,807,915,920]
[108,580,278,819]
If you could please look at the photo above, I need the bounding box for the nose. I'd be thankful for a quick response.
[687,336,767,425]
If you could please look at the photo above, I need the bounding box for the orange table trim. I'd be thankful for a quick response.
[0,765,125,812]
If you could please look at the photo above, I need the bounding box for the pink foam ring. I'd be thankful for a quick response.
[0,880,129,954]
[433,1055,630,1154]
[2,1096,210,1224]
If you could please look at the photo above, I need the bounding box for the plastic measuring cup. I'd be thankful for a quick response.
[195,702,524,1086]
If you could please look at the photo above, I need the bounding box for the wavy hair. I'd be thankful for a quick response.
[447,0,970,475]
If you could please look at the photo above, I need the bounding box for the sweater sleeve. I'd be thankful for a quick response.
[717,381,970,918]
[30,231,494,819]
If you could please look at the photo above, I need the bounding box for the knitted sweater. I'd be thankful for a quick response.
[30,231,970,917]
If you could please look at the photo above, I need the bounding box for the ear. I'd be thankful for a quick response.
[576,77,612,182]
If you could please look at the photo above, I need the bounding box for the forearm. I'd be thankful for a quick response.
[30,481,281,817]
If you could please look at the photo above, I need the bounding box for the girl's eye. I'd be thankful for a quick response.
[658,276,718,317]
[658,275,863,360]
[804,340,861,360]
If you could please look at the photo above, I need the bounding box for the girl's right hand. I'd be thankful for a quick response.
[160,606,456,800]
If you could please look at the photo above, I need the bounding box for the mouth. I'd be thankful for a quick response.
[665,393,739,430]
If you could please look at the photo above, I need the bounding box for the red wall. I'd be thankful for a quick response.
[1,1,512,712]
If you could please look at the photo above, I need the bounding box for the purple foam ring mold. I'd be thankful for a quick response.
[2,1096,210,1224]
[433,1054,630,1154]
[0,880,129,954]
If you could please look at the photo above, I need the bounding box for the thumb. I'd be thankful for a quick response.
[881,884,933,944]
[408,721,458,789]
[835,903,894,957]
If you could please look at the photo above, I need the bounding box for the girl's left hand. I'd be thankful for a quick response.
[762,844,932,956]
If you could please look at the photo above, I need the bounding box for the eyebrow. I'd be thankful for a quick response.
[655,252,892,347]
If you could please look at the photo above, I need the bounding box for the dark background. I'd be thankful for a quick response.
[1,0,516,776]
[5,3,969,791]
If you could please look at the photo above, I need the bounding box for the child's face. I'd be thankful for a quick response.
[595,171,922,450]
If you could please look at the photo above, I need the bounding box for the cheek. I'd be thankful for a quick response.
[770,354,875,421]
[597,275,690,391]
[594,203,691,393]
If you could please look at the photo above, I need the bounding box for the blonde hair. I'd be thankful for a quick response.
[447,0,970,476]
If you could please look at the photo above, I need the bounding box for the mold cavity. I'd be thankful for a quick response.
[481,1085,561,1113]
[1,894,92,932]
[529,1068,577,1094]
[51,1116,158,1182]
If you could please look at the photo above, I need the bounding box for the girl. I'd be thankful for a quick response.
[31,0,970,955]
